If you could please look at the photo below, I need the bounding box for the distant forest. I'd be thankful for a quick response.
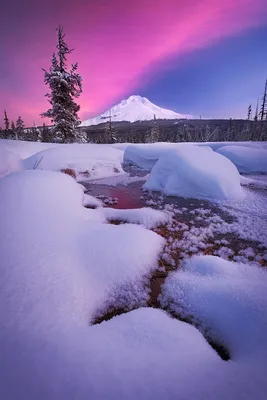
[0,116,267,143]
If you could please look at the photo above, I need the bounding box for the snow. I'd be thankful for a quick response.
[124,143,177,170]
[160,255,267,363]
[90,173,149,186]
[103,207,170,229]
[23,143,125,180]
[81,95,191,126]
[144,145,244,200]
[123,141,267,171]
[0,143,22,178]
[0,170,164,325]
[0,138,57,159]
[216,145,267,173]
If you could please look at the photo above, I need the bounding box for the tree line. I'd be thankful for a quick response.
[0,26,266,144]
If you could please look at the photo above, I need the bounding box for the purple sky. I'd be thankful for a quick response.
[1,0,267,126]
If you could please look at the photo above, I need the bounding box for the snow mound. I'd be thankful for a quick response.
[161,255,267,361]
[23,143,124,179]
[103,207,170,229]
[0,170,164,331]
[81,95,191,126]
[0,138,57,159]
[216,145,267,173]
[144,145,244,200]
[124,143,180,170]
[0,144,22,178]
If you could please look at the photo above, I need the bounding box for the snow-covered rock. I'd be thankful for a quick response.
[0,143,22,178]
[23,144,125,180]
[124,143,181,170]
[144,145,244,200]
[216,145,267,173]
[81,95,191,126]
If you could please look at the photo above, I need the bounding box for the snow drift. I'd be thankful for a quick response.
[23,144,125,180]
[0,144,22,178]
[161,255,267,362]
[216,145,267,173]
[144,145,244,200]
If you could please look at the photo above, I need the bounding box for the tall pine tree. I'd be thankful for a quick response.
[41,26,82,143]
[16,116,24,140]
[4,110,10,131]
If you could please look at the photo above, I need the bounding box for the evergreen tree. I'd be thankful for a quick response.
[247,105,252,120]
[147,114,159,143]
[259,79,267,122]
[75,128,87,143]
[254,98,259,121]
[104,110,117,143]
[41,26,83,143]
[4,110,10,131]
[16,116,24,139]
[259,79,267,139]
[11,121,15,131]
[36,125,43,142]
[41,123,53,142]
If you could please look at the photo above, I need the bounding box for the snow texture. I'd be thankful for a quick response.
[23,143,125,179]
[103,207,169,229]
[161,255,267,363]
[0,144,22,178]
[81,95,191,126]
[144,145,244,200]
[216,145,267,173]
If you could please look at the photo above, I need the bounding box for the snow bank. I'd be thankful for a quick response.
[103,207,169,229]
[161,255,267,361]
[144,145,244,200]
[23,143,125,180]
[216,145,267,173]
[124,143,181,170]
[0,170,164,330]
[0,138,57,159]
[123,142,267,171]
[0,143,22,178]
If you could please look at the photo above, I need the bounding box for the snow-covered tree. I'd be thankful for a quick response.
[104,111,117,143]
[41,26,83,143]
[16,116,24,139]
[4,110,9,131]
[30,122,43,142]
[146,114,159,143]
[74,129,87,143]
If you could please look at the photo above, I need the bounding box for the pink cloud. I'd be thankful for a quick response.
[1,0,267,125]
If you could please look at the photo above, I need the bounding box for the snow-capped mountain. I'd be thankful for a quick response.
[81,95,191,126]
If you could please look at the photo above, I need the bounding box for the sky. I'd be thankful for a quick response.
[0,0,267,126]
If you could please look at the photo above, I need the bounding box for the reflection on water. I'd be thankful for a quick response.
[82,181,145,209]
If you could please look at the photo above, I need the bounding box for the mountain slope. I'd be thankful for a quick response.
[81,95,191,126]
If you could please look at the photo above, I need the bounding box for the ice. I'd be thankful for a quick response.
[144,145,244,200]
[23,143,125,180]
[216,145,267,173]
[0,143,22,178]
[103,207,169,229]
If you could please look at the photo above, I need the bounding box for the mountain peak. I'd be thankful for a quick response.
[81,95,191,126]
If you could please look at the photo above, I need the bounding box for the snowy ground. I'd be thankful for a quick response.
[1,139,267,399]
